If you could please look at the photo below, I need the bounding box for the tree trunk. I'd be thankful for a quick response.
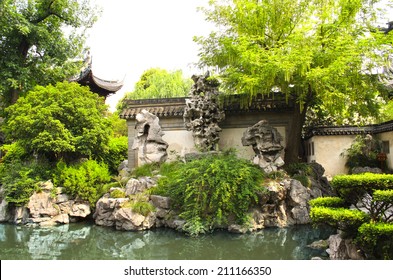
[284,102,308,165]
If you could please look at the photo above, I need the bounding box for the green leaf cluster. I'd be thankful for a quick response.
[340,135,382,171]
[357,222,393,259]
[0,0,99,104]
[195,0,392,122]
[310,172,393,258]
[3,82,112,162]
[100,136,128,174]
[54,160,111,206]
[309,197,347,208]
[310,206,370,237]
[0,160,53,205]
[153,151,266,235]
[119,68,192,110]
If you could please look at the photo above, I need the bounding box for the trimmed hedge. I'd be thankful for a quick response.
[309,197,347,208]
[357,222,393,259]
[332,173,393,190]
[310,206,370,237]
[373,190,393,204]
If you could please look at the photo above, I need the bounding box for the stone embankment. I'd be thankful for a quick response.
[0,180,90,226]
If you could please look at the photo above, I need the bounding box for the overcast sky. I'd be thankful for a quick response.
[86,0,212,111]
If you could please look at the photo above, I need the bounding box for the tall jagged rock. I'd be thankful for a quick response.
[183,72,225,151]
[132,109,168,164]
[242,120,284,173]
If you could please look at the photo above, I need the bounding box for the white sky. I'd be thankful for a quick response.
[86,0,212,111]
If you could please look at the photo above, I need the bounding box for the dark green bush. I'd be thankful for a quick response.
[100,136,128,174]
[285,162,314,177]
[309,197,347,208]
[357,222,393,259]
[54,160,112,206]
[153,151,266,236]
[310,206,370,237]
[0,160,53,206]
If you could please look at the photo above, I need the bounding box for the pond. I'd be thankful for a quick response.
[0,222,335,260]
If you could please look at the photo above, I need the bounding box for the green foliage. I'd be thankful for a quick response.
[332,173,393,204]
[108,113,128,137]
[110,189,126,199]
[195,0,392,162]
[196,0,390,119]
[0,160,53,205]
[100,136,128,174]
[130,201,155,216]
[292,174,311,188]
[0,0,99,104]
[3,82,112,162]
[132,162,161,178]
[54,160,111,206]
[153,152,266,236]
[373,190,393,204]
[309,197,347,208]
[357,222,393,259]
[0,141,28,163]
[310,206,370,237]
[379,100,393,122]
[285,162,314,177]
[118,68,192,110]
[341,135,382,171]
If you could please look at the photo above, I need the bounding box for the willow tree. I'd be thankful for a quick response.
[0,0,99,105]
[195,0,393,164]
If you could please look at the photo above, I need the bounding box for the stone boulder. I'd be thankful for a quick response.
[132,109,168,164]
[114,208,156,231]
[328,234,364,260]
[241,120,284,173]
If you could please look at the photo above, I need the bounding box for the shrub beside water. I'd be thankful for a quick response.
[54,160,112,206]
[309,197,347,208]
[357,222,393,259]
[153,151,266,236]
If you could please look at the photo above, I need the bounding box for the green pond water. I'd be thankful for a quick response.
[0,222,335,260]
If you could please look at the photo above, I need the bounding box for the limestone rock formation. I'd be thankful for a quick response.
[183,72,225,151]
[242,120,284,173]
[1,180,92,226]
[132,109,168,164]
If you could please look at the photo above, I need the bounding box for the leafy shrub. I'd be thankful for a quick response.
[100,136,128,174]
[341,135,381,171]
[54,160,111,206]
[110,189,126,199]
[132,162,161,178]
[0,160,53,205]
[285,162,314,177]
[309,197,347,208]
[373,190,393,204]
[153,151,266,235]
[310,206,370,237]
[0,141,29,163]
[332,173,393,204]
[3,82,112,162]
[292,174,311,188]
[332,173,393,190]
[130,201,155,216]
[357,222,393,259]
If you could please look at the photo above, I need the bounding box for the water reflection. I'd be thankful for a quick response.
[0,222,334,260]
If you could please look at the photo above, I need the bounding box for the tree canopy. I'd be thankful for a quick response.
[195,0,393,163]
[0,0,99,104]
[3,81,112,162]
[119,68,193,110]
